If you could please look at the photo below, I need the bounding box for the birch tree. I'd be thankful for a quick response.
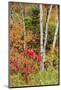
[43,5,52,62]
[40,4,44,71]
[20,4,26,50]
[51,5,58,67]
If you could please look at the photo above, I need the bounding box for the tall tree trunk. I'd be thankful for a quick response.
[20,4,26,50]
[43,5,52,62]
[51,5,58,67]
[40,4,44,71]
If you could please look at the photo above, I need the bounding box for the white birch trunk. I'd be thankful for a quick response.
[23,20,26,50]
[51,6,58,66]
[40,4,44,71]
[52,6,58,50]
[43,5,52,62]
[21,5,26,50]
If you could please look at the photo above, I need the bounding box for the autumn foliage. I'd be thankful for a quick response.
[9,2,59,86]
[9,24,42,83]
[25,48,42,62]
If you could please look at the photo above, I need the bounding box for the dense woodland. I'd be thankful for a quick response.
[9,2,59,87]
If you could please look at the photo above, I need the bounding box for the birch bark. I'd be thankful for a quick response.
[20,4,26,50]
[51,6,58,66]
[40,4,44,70]
[43,5,52,62]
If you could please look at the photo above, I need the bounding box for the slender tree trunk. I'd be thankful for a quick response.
[51,6,58,67]
[40,4,44,71]
[20,4,26,50]
[43,5,52,62]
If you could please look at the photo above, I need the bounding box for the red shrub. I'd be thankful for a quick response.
[25,49,35,59]
[25,48,42,62]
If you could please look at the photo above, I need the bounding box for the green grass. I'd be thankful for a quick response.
[9,67,58,87]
